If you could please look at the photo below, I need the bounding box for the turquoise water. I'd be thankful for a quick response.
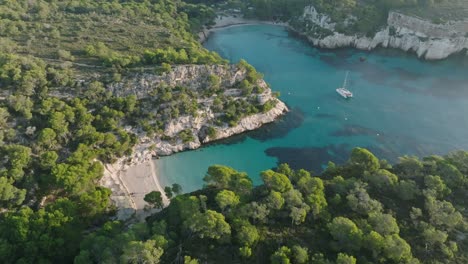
[157,24,468,192]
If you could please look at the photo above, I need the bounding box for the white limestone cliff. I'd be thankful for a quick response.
[106,64,288,162]
[298,6,468,60]
[100,65,287,219]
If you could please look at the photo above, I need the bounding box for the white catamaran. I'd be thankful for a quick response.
[336,71,353,99]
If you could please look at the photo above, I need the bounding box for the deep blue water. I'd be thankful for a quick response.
[156,24,468,192]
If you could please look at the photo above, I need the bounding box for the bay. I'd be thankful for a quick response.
[157,24,468,192]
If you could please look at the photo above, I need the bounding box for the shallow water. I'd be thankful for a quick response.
[156,24,468,192]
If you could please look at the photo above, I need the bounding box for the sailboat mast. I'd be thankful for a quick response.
[343,71,349,89]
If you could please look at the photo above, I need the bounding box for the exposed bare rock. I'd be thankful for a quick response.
[202,99,287,143]
[297,6,468,60]
[106,64,288,157]
[107,64,248,98]
[100,64,287,219]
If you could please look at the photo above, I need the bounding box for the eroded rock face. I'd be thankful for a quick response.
[147,86,287,157]
[107,64,247,98]
[202,100,287,142]
[302,6,335,31]
[387,12,468,39]
[298,6,468,60]
[107,64,288,164]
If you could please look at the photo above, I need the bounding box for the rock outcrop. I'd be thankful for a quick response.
[107,64,288,162]
[100,64,287,220]
[297,6,468,60]
[108,64,248,98]
[132,90,286,157]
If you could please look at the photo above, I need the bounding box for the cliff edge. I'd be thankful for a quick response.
[296,6,468,60]
[100,63,287,220]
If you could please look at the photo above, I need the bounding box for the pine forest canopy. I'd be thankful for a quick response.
[0,0,466,263]
[75,149,468,263]
[0,0,224,262]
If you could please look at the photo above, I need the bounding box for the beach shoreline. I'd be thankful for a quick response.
[100,154,170,221]
[99,17,289,221]
[199,15,288,43]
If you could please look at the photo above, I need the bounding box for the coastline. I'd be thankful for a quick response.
[100,68,288,221]
[98,9,464,220]
[199,15,288,43]
[100,155,170,221]
[296,8,468,60]
[202,11,468,60]
[100,96,287,221]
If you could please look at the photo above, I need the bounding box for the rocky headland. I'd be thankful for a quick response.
[107,64,287,157]
[101,5,467,219]
[100,64,288,219]
[296,6,468,60]
[204,6,468,60]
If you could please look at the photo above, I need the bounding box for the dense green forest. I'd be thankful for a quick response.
[0,0,223,262]
[74,148,468,263]
[0,0,467,263]
[0,1,280,262]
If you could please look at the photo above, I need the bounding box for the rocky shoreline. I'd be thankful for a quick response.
[204,8,468,60]
[296,6,468,60]
[103,7,465,220]
[100,99,287,221]
[100,64,288,220]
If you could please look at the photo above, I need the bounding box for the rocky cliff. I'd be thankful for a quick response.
[108,64,248,98]
[100,64,287,219]
[107,64,288,165]
[298,6,468,60]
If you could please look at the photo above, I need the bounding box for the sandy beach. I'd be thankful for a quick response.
[100,15,286,221]
[121,161,169,208]
[100,157,169,221]
[199,15,288,43]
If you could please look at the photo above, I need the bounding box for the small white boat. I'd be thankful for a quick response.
[336,71,353,99]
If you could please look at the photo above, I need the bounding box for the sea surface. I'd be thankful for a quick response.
[156,24,468,192]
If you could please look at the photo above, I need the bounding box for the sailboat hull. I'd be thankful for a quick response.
[336,88,353,98]
[336,71,353,99]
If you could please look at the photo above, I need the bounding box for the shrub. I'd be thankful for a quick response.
[207,126,217,139]
[57,50,74,61]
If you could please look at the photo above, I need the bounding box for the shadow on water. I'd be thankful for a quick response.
[393,66,424,81]
[427,78,468,98]
[279,28,468,100]
[328,123,444,162]
[199,24,468,176]
[249,107,305,141]
[330,124,384,137]
[264,32,289,40]
[265,120,436,172]
[313,113,339,120]
[202,107,305,147]
[327,57,468,99]
[264,143,406,173]
[265,144,351,173]
[392,78,468,98]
